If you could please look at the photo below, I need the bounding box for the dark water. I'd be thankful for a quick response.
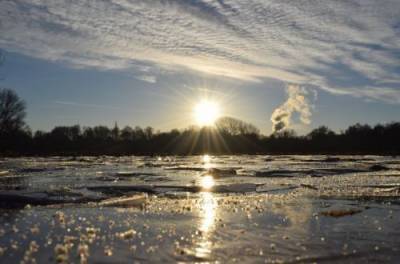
[0,155,399,263]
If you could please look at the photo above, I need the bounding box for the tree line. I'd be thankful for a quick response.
[1,88,400,156]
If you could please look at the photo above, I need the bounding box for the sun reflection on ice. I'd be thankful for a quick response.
[195,191,217,259]
[192,155,218,259]
[200,175,215,190]
[202,154,212,169]
[202,154,211,163]
[199,192,216,232]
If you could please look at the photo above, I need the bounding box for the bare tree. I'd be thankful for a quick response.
[216,116,260,136]
[0,88,27,134]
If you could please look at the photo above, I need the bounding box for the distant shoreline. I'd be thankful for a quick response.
[1,152,399,158]
[2,122,400,157]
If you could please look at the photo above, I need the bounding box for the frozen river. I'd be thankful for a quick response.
[0,155,399,263]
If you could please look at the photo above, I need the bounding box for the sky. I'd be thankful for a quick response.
[0,0,399,134]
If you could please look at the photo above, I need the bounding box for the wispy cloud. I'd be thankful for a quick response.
[0,0,399,102]
[53,100,126,111]
[135,75,157,84]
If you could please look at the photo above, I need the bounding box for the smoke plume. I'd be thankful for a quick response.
[271,84,312,133]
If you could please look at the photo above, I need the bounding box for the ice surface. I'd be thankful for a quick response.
[0,155,399,262]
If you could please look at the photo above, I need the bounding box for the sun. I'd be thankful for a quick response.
[194,100,221,126]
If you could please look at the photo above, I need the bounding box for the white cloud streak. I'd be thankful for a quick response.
[53,100,126,111]
[0,0,399,102]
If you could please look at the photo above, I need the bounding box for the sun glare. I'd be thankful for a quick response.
[194,100,220,126]
[200,175,215,190]
[202,154,211,163]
